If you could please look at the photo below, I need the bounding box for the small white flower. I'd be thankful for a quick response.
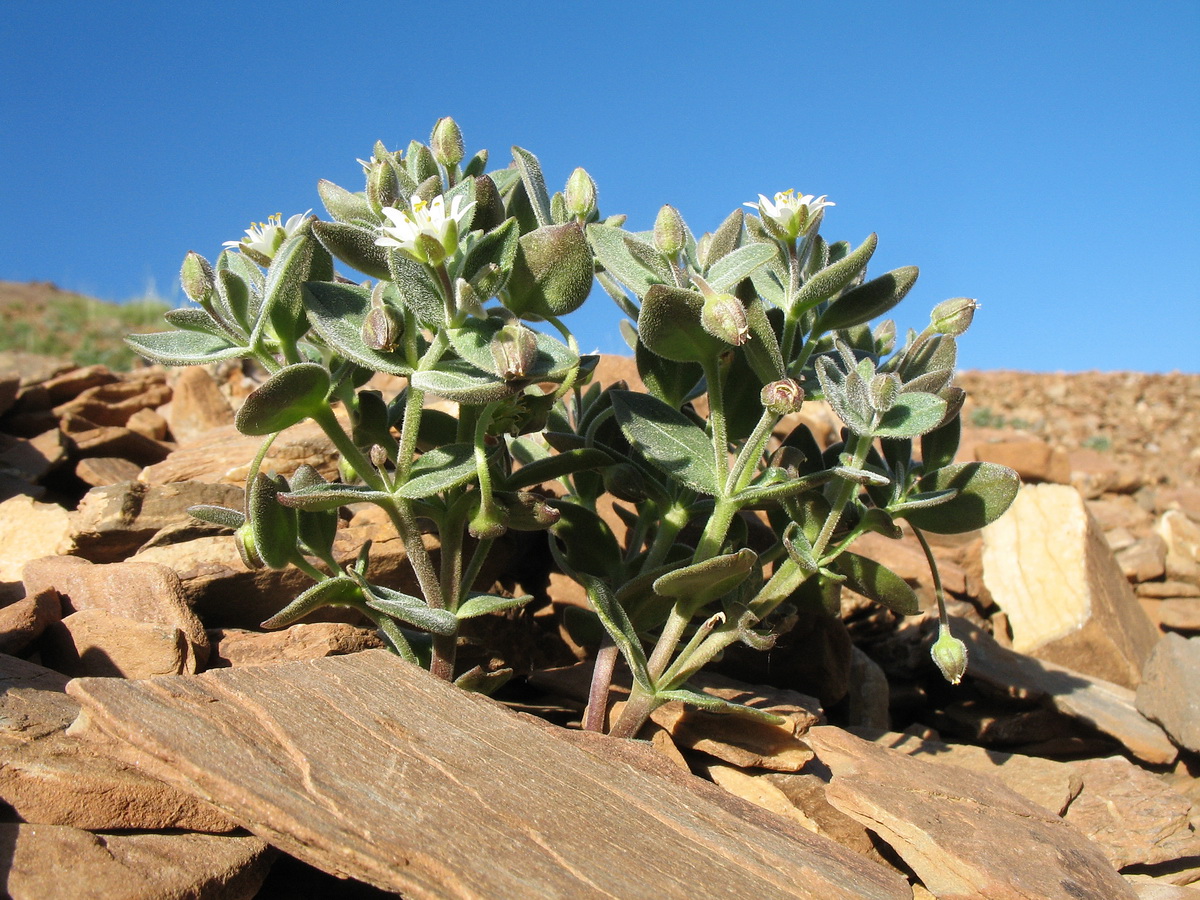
[745,189,834,241]
[223,210,311,262]
[375,193,476,265]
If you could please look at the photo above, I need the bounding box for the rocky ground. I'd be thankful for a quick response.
[1,349,1199,899]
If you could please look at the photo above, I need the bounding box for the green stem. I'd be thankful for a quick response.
[308,406,386,493]
[700,356,729,487]
[913,525,951,629]
[726,407,778,498]
[289,554,329,583]
[811,432,874,561]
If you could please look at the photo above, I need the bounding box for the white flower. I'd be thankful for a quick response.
[745,189,834,241]
[223,210,311,262]
[375,193,476,265]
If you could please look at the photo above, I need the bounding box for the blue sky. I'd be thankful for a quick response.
[3,1,1197,372]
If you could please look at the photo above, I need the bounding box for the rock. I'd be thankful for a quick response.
[125,405,169,440]
[66,650,911,899]
[0,823,271,900]
[0,495,71,583]
[703,762,816,826]
[40,363,119,403]
[0,428,66,484]
[1119,535,1169,583]
[74,455,144,487]
[1127,879,1200,898]
[68,479,244,562]
[168,365,235,443]
[208,623,384,667]
[848,728,1083,816]
[0,590,61,655]
[0,370,19,417]
[1159,599,1200,632]
[847,646,890,730]
[1142,582,1200,600]
[60,413,175,465]
[22,556,210,669]
[803,725,1137,900]
[956,617,1178,765]
[52,374,171,426]
[982,483,1160,688]
[1063,756,1200,870]
[139,420,338,484]
[975,437,1071,484]
[1137,634,1200,753]
[1159,511,1200,586]
[42,608,193,678]
[0,653,236,831]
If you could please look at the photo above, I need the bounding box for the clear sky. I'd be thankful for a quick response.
[3,1,1197,372]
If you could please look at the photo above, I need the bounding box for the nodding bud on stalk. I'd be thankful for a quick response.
[929,298,978,337]
[430,117,464,168]
[931,624,969,684]
[234,522,265,570]
[491,322,538,380]
[369,443,390,469]
[692,273,750,346]
[181,252,215,302]
[565,167,597,220]
[468,501,508,540]
[760,378,805,416]
[653,205,685,257]
[361,284,403,351]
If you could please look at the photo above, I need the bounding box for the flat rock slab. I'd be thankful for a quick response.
[803,725,1136,900]
[66,650,910,900]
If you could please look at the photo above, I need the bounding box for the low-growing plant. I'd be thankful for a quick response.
[127,118,1019,738]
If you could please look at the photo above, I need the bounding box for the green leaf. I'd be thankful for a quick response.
[311,220,390,280]
[706,243,777,293]
[831,551,920,616]
[317,179,375,225]
[456,593,535,619]
[652,548,757,605]
[256,232,315,346]
[504,222,594,319]
[186,504,244,529]
[637,284,723,364]
[276,483,392,511]
[394,443,478,499]
[161,307,233,338]
[653,689,788,726]
[261,576,363,629]
[873,392,948,438]
[460,217,519,288]
[548,500,623,581]
[812,266,919,333]
[248,473,298,570]
[387,250,445,328]
[610,390,719,495]
[303,281,414,376]
[635,339,703,409]
[410,360,524,405]
[234,363,330,436]
[447,317,579,382]
[578,573,653,693]
[361,584,459,636]
[700,209,745,269]
[920,412,961,471]
[511,145,553,228]
[587,223,663,299]
[793,233,878,315]
[898,461,1020,534]
[501,447,613,491]
[124,330,247,367]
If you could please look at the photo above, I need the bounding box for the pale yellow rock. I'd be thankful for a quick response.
[0,495,72,582]
[1159,511,1200,586]
[982,483,1160,688]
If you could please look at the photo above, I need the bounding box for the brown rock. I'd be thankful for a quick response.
[68,479,244,562]
[982,483,1160,688]
[209,623,384,667]
[61,413,175,465]
[976,437,1071,484]
[704,762,816,827]
[22,556,210,669]
[1160,511,1200,586]
[1159,599,1200,632]
[804,725,1137,900]
[1143,582,1200,600]
[0,590,61,655]
[0,495,71,583]
[1119,535,1170,583]
[1063,756,1200,870]
[758,769,884,861]
[169,365,235,443]
[139,420,338,484]
[0,823,271,900]
[53,376,171,426]
[42,608,192,678]
[1137,634,1200,753]
[67,650,911,899]
[0,370,19,417]
[74,455,144,487]
[0,428,66,484]
[125,405,170,440]
[40,363,118,403]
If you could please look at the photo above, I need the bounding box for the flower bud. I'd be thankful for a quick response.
[369,443,390,469]
[468,500,508,540]
[873,319,897,356]
[491,322,538,380]
[234,522,265,570]
[700,291,750,346]
[361,284,403,351]
[931,624,969,684]
[929,298,978,337]
[366,159,400,218]
[181,251,216,303]
[760,378,805,416]
[430,117,465,167]
[565,167,597,220]
[868,373,901,413]
[500,492,561,531]
[653,204,685,257]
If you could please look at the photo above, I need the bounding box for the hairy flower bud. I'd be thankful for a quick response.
[868,373,901,413]
[468,501,508,540]
[366,159,400,217]
[931,624,969,684]
[700,291,750,346]
[180,251,216,303]
[491,322,538,380]
[929,298,978,337]
[760,378,805,415]
[234,522,265,570]
[361,284,403,351]
[565,167,597,221]
[430,117,465,168]
[653,205,685,257]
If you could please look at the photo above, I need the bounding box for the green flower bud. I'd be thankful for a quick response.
[405,141,439,184]
[361,284,404,351]
[565,167,597,221]
[366,159,400,218]
[931,624,969,684]
[653,205,685,257]
[491,322,538,380]
[929,298,978,337]
[760,378,805,416]
[868,373,901,413]
[468,500,508,540]
[430,117,465,168]
[181,251,216,303]
[700,291,750,346]
[873,319,897,356]
[234,522,265,570]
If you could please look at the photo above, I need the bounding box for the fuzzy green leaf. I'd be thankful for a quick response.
[235,363,330,436]
[303,281,414,376]
[261,576,363,629]
[654,689,788,726]
[187,504,245,529]
[387,250,445,328]
[410,360,524,405]
[311,220,390,280]
[447,317,579,382]
[511,146,553,228]
[793,233,878,314]
[362,585,459,636]
[873,392,948,438]
[653,548,757,604]
[317,179,375,225]
[456,593,535,619]
[501,447,614,491]
[706,243,777,293]
[898,461,1020,534]
[549,500,623,581]
[394,443,478,499]
[637,284,723,364]
[125,330,247,367]
[610,390,718,495]
[578,573,653,693]
[248,473,298,570]
[276,483,392,511]
[587,223,663,299]
[832,551,919,615]
[812,266,919,333]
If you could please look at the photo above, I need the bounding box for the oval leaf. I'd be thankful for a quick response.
[610,390,718,495]
[303,281,414,376]
[235,363,331,436]
[873,392,948,439]
[653,548,758,603]
[898,461,1020,534]
[833,551,919,615]
[410,359,524,405]
[812,266,919,333]
[125,330,247,367]
[637,284,723,363]
[394,443,478,499]
[456,593,535,619]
